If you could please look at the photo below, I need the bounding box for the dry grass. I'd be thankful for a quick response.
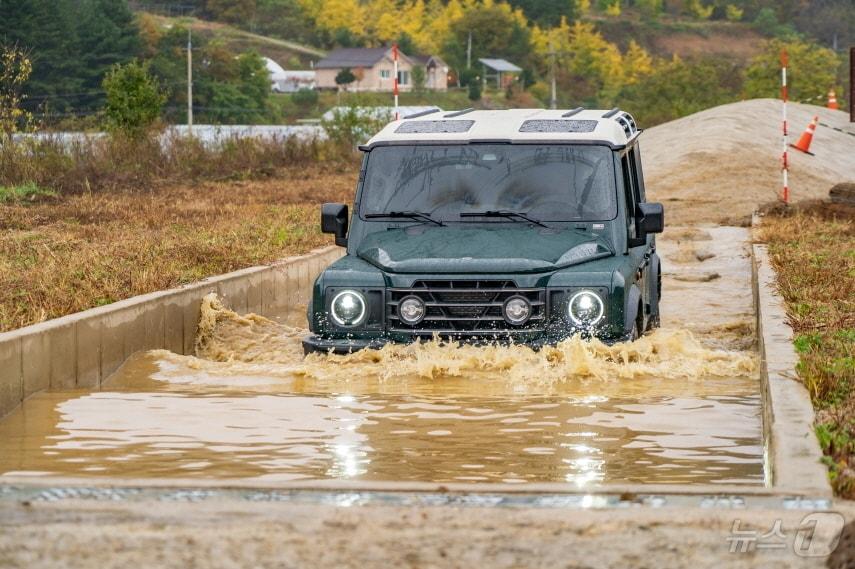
[0,133,339,196]
[0,164,357,332]
[759,201,855,497]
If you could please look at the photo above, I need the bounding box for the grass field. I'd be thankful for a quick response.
[0,165,357,332]
[759,201,855,497]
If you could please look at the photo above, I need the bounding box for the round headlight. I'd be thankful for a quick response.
[568,291,604,326]
[398,295,426,325]
[330,290,366,326]
[503,296,532,325]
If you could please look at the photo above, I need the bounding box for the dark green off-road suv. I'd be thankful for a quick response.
[303,107,664,354]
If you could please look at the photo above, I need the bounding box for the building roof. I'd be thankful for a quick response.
[362,108,640,149]
[263,57,288,80]
[478,58,522,72]
[411,54,448,68]
[315,47,394,69]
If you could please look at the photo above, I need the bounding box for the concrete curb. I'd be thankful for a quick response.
[0,246,344,419]
[752,242,832,497]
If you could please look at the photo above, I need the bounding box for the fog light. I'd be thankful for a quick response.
[330,290,366,326]
[568,291,604,326]
[398,295,426,325]
[503,296,532,325]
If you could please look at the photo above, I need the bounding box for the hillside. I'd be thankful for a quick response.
[144,13,326,67]
[148,10,767,69]
[642,99,855,225]
[591,14,765,61]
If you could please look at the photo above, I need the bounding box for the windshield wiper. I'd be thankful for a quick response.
[460,210,547,228]
[364,211,445,226]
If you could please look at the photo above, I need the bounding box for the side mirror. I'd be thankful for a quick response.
[321,203,349,247]
[638,202,664,234]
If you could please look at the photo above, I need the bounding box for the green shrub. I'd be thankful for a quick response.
[321,106,390,151]
[102,60,167,137]
[468,81,482,101]
[291,88,319,107]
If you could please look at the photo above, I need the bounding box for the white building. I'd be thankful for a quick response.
[264,57,316,93]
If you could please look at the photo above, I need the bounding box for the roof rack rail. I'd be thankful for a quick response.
[402,108,441,119]
[444,108,474,118]
[601,107,621,118]
[561,107,584,118]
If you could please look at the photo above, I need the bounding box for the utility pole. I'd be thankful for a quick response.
[850,47,854,123]
[549,40,557,110]
[466,31,472,69]
[187,29,193,135]
[393,43,399,120]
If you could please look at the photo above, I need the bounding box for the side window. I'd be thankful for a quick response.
[621,152,637,238]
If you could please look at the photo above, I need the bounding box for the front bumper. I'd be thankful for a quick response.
[302,331,632,355]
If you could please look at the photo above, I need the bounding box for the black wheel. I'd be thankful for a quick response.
[630,303,643,341]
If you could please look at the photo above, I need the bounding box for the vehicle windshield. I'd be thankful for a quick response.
[360,144,617,222]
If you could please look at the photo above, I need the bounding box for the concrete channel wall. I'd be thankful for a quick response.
[0,246,344,419]
[752,244,832,496]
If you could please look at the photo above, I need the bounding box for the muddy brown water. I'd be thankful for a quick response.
[0,227,765,486]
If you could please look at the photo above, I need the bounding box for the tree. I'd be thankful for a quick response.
[0,0,141,118]
[795,0,855,50]
[467,79,481,101]
[744,39,841,102]
[254,0,316,46]
[0,43,33,139]
[619,56,742,126]
[623,41,653,85]
[535,20,624,105]
[685,0,713,20]
[102,60,166,136]
[321,105,390,151]
[206,0,258,24]
[77,0,142,109]
[636,0,663,19]
[507,0,576,27]
[604,0,621,16]
[411,65,426,94]
[724,4,743,22]
[335,68,357,90]
[442,3,532,81]
[0,0,83,114]
[315,0,366,42]
[148,26,272,124]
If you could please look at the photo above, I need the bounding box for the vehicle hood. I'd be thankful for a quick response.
[356,226,614,274]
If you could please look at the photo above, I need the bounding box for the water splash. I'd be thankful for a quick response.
[193,293,756,384]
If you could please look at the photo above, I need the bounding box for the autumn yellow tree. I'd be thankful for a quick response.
[623,40,653,85]
[314,0,366,39]
[0,43,33,139]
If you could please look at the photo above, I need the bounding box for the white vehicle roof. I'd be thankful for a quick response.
[362,108,640,150]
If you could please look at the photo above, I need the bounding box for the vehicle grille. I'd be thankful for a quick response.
[387,280,546,337]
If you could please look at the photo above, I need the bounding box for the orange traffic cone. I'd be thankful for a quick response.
[790,116,818,156]
[827,90,839,110]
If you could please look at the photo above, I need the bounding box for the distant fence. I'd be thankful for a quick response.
[13,125,325,149]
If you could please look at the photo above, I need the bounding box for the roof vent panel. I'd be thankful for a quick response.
[395,120,475,134]
[518,119,598,134]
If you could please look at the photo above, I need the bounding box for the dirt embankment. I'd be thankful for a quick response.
[641,99,855,225]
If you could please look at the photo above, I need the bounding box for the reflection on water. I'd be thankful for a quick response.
[0,227,764,486]
[0,378,762,485]
[0,343,763,485]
